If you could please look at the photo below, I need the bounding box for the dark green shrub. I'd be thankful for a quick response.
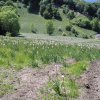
[6,32,12,37]
[31,24,37,33]
[66,24,72,31]
[62,32,67,36]
[40,3,61,20]
[71,27,79,37]
[67,11,75,19]
[91,18,100,32]
[43,10,52,19]
[82,34,89,39]
[63,5,69,14]
[39,4,46,16]
[1,6,17,14]
[46,20,55,35]
[5,0,15,7]
[0,1,5,7]
[97,8,100,19]
[72,16,91,29]
[0,10,20,36]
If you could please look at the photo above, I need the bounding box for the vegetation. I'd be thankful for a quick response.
[0,36,100,97]
[0,0,100,99]
[0,0,99,38]
[46,20,55,35]
[0,5,20,36]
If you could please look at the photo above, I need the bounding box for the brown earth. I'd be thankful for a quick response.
[0,64,62,100]
[1,60,100,100]
[78,60,100,100]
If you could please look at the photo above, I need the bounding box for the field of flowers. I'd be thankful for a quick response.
[0,36,100,98]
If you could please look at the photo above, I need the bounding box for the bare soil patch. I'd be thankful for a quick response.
[78,60,100,100]
[0,64,61,100]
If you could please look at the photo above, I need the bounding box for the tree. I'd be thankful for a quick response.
[0,1,5,7]
[97,8,100,19]
[91,18,100,32]
[67,11,75,19]
[0,8,20,36]
[46,20,55,35]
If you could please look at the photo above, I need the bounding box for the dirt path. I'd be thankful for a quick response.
[78,60,100,100]
[1,64,61,100]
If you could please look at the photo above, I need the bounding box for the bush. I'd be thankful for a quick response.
[6,32,12,37]
[67,11,75,19]
[97,8,100,19]
[46,20,55,35]
[0,10,20,36]
[31,24,37,33]
[40,3,61,20]
[63,5,69,14]
[66,24,72,31]
[5,0,15,7]
[82,34,89,39]
[71,27,79,37]
[0,1,5,7]
[72,16,91,29]
[1,6,17,14]
[91,18,100,32]
[43,10,52,19]
[62,32,67,36]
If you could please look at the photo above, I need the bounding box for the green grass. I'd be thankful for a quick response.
[18,7,67,34]
[40,77,79,99]
[0,84,13,97]
[61,61,89,77]
[0,69,16,97]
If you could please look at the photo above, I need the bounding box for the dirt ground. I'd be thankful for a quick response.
[0,64,61,100]
[1,60,100,100]
[78,60,100,100]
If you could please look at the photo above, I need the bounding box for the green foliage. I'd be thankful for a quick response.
[72,16,91,29]
[67,11,75,19]
[31,24,37,33]
[97,8,100,19]
[65,23,72,31]
[0,1,5,7]
[40,3,61,20]
[67,61,89,77]
[91,18,100,32]
[0,6,20,36]
[46,20,55,35]
[5,0,15,6]
[1,6,17,14]
[71,27,79,37]
[62,5,69,14]
[0,84,13,96]
[6,32,12,37]
[41,77,79,99]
